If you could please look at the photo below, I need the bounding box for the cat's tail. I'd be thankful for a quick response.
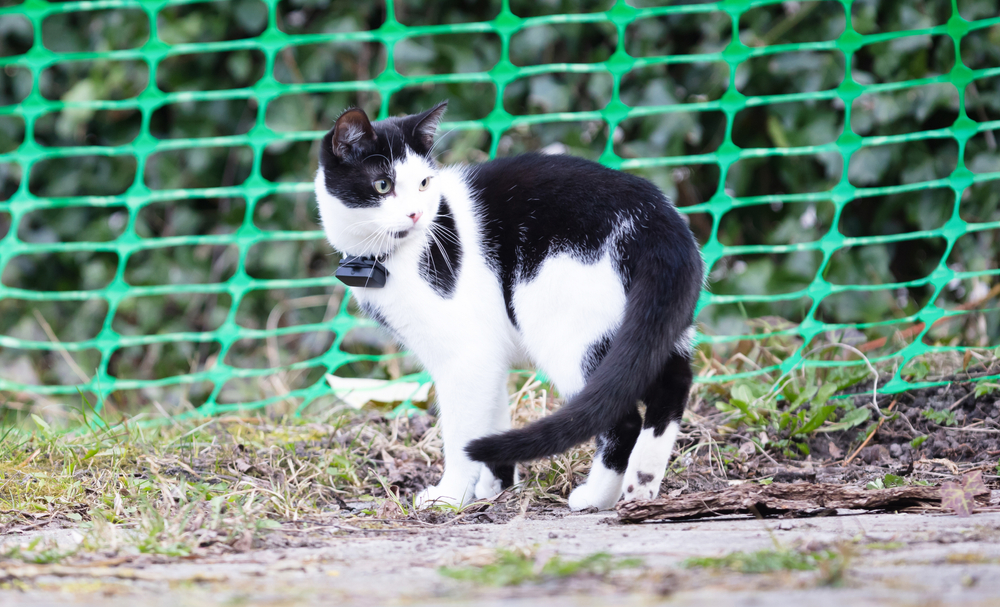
[465,225,703,465]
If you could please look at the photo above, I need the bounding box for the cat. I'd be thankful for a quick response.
[314,101,703,510]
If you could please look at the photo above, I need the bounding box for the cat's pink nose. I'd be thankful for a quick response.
[407,212,423,225]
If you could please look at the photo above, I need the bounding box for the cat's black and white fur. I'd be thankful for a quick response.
[315,102,703,510]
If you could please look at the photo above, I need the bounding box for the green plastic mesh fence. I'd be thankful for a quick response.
[1,0,999,417]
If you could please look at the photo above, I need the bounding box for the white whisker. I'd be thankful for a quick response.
[430,219,460,245]
[427,226,454,275]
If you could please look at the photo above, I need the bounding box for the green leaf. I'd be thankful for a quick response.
[882,474,908,488]
[827,365,871,390]
[790,385,817,409]
[922,409,957,426]
[31,414,52,435]
[795,404,837,435]
[817,407,870,433]
[974,382,999,398]
[766,115,791,147]
[812,383,838,406]
[902,360,931,381]
[727,384,757,420]
[731,384,754,406]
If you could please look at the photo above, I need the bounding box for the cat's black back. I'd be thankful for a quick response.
[468,153,698,327]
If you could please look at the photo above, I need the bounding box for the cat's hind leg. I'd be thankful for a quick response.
[567,405,641,510]
[621,349,692,503]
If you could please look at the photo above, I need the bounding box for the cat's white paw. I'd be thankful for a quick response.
[474,464,503,500]
[567,482,621,511]
[567,459,624,511]
[621,423,680,503]
[620,467,662,503]
[414,484,470,509]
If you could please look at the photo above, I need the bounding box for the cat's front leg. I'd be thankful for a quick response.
[415,361,508,509]
[472,393,519,500]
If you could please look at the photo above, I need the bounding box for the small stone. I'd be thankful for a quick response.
[860,445,890,464]
[889,443,902,458]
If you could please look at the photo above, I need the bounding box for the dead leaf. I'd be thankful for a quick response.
[232,458,252,475]
[325,376,431,409]
[376,497,404,519]
[231,530,253,552]
[962,470,988,496]
[941,471,989,517]
[941,482,973,517]
[927,458,960,474]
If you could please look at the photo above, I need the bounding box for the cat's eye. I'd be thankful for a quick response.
[419,177,431,191]
[373,178,392,194]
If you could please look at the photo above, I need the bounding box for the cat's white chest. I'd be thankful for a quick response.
[351,241,514,374]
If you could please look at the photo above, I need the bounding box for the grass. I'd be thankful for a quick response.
[440,547,643,586]
[683,543,852,586]
[2,326,998,565]
[0,402,432,561]
[0,375,593,563]
[684,548,835,574]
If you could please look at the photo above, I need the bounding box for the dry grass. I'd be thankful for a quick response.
[3,337,998,566]
[0,373,601,564]
[0,404,421,561]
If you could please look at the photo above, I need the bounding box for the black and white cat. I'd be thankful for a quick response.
[314,102,703,510]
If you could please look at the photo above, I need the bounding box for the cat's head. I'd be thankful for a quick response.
[315,102,448,258]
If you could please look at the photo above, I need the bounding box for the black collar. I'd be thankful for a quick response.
[335,255,389,288]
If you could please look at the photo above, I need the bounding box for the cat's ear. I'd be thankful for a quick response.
[408,101,448,154]
[330,108,377,160]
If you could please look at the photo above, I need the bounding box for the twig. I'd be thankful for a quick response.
[32,309,91,384]
[949,390,975,411]
[843,399,897,467]
[933,425,1000,434]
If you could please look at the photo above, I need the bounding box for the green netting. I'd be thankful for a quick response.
[1,0,999,416]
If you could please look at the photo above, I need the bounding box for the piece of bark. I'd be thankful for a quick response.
[617,482,944,523]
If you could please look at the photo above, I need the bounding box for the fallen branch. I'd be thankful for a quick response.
[617,482,945,523]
